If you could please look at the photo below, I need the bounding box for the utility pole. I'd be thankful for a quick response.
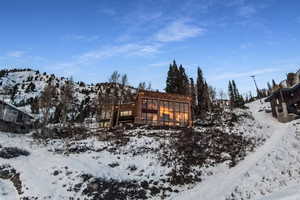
[250,75,262,104]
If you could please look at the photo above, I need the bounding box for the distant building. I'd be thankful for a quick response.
[213,99,230,108]
[265,70,300,122]
[0,100,34,133]
[99,90,192,128]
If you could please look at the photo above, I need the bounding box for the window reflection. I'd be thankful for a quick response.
[101,110,112,120]
[120,110,132,117]
[141,98,189,126]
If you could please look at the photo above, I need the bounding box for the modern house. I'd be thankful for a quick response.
[99,90,192,128]
[265,70,300,122]
[0,100,34,133]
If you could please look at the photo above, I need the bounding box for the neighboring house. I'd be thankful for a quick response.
[0,100,34,133]
[265,71,300,123]
[99,90,192,128]
[213,99,230,108]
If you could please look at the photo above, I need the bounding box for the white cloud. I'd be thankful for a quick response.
[62,34,100,42]
[211,68,282,81]
[45,42,162,77]
[6,51,26,58]
[237,5,257,17]
[154,20,205,42]
[78,43,161,62]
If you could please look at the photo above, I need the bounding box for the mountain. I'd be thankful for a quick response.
[0,68,137,121]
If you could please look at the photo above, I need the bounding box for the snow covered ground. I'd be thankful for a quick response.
[1,99,300,200]
[0,132,173,199]
[173,100,300,200]
[0,179,17,200]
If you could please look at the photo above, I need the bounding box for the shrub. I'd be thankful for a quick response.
[0,147,30,159]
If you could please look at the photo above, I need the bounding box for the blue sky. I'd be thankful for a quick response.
[0,0,300,96]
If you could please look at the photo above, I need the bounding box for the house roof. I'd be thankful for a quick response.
[265,83,300,102]
[137,90,192,102]
[0,100,34,119]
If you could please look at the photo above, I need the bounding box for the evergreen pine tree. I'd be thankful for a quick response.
[189,78,196,119]
[196,67,205,117]
[267,82,272,95]
[272,79,276,86]
[229,80,245,108]
[203,81,211,111]
[165,64,173,93]
[10,84,19,102]
[25,82,36,93]
[173,61,179,93]
[272,79,278,91]
[165,60,179,93]
[232,80,239,102]
[228,81,235,108]
[267,82,272,91]
[178,64,189,95]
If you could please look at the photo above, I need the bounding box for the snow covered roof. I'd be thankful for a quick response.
[0,99,34,119]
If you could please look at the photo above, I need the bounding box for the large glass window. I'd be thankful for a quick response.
[160,101,172,122]
[141,112,147,120]
[101,110,112,120]
[148,99,158,110]
[173,102,189,126]
[141,98,189,126]
[175,102,180,112]
[120,110,132,117]
[141,98,158,125]
[142,99,147,109]
[100,121,110,128]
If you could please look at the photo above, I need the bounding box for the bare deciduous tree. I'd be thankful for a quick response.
[39,83,57,127]
[138,82,146,90]
[109,71,121,84]
[218,89,226,100]
[60,77,75,127]
[121,74,128,86]
[208,86,217,101]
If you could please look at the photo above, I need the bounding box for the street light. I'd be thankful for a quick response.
[250,75,262,104]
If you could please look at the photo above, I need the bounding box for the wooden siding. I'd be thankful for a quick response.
[135,91,192,127]
[99,90,193,127]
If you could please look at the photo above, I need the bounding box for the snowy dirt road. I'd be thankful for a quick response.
[174,100,300,200]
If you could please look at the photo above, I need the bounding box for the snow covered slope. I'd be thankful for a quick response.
[174,100,300,200]
[1,98,300,200]
[0,106,260,199]
[0,69,137,119]
[0,179,17,200]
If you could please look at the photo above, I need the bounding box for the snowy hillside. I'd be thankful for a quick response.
[0,69,137,120]
[0,103,263,200]
[173,100,300,200]
[1,86,300,200]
